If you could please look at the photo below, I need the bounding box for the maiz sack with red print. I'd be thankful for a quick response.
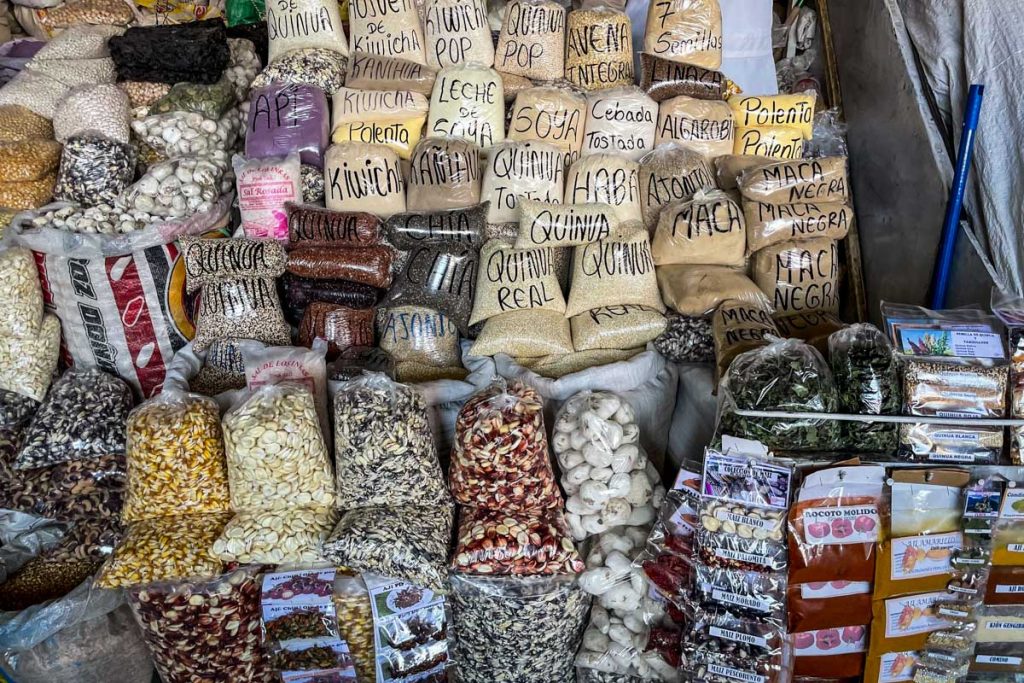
[11,198,233,399]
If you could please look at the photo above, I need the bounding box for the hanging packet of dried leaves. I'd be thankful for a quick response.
[828,323,901,453]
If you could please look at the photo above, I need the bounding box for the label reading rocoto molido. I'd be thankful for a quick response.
[802,505,880,545]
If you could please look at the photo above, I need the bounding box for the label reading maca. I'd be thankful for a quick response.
[802,505,879,545]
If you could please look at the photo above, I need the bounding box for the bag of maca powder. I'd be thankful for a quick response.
[469,240,566,326]
[712,298,779,379]
[427,64,505,150]
[267,0,348,63]
[494,0,566,81]
[571,304,667,351]
[744,200,853,253]
[564,153,642,223]
[714,154,776,190]
[643,0,723,69]
[330,88,429,160]
[565,228,664,317]
[729,93,816,140]
[582,86,658,161]
[737,156,849,204]
[733,126,804,160]
[651,190,745,267]
[324,142,406,218]
[752,237,839,314]
[407,137,483,212]
[508,86,586,161]
[564,7,634,92]
[482,140,566,224]
[638,143,716,230]
[348,0,427,64]
[423,0,494,69]
[657,264,769,317]
[346,52,438,96]
[515,199,619,249]
[655,95,735,160]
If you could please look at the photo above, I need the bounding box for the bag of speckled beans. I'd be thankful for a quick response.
[348,0,426,63]
[494,0,566,81]
[407,137,483,211]
[581,87,658,161]
[54,134,136,207]
[564,7,634,92]
[330,88,429,160]
[222,382,336,511]
[427,64,505,151]
[324,142,407,218]
[481,140,567,225]
[120,391,232,522]
[643,0,723,69]
[423,0,494,69]
[564,153,642,223]
[233,153,302,241]
[266,0,348,63]
[508,86,586,162]
[245,82,329,167]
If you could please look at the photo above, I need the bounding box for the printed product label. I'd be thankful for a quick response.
[1008,543,1024,553]
[715,547,772,567]
[996,584,1024,594]
[877,650,918,683]
[964,489,1002,518]
[987,621,1024,631]
[799,581,872,599]
[976,655,1023,665]
[890,531,962,580]
[792,626,867,657]
[718,509,779,531]
[702,451,792,510]
[884,591,955,639]
[707,663,766,683]
[709,626,767,649]
[1000,489,1024,519]
[365,574,448,682]
[898,328,1006,359]
[928,452,979,462]
[712,588,771,614]
[803,505,880,545]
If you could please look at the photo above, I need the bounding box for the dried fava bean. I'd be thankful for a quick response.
[494,0,567,81]
[469,240,566,326]
[382,242,480,334]
[640,53,727,102]
[124,152,234,220]
[225,38,262,102]
[565,154,642,223]
[0,247,43,338]
[516,199,618,249]
[469,308,574,358]
[181,237,287,294]
[192,277,292,352]
[287,245,395,288]
[211,507,338,564]
[564,8,634,92]
[298,302,376,357]
[0,313,60,402]
[96,513,231,588]
[150,79,237,121]
[638,143,716,230]
[53,134,136,207]
[450,573,588,683]
[450,381,564,512]
[250,48,348,96]
[16,369,132,470]
[378,305,461,368]
[384,203,488,250]
[301,164,325,203]
[566,229,664,318]
[128,567,275,683]
[121,393,232,522]
[0,105,53,143]
[321,504,454,591]
[0,557,99,612]
[427,65,505,150]
[573,305,667,352]
[333,373,450,508]
[333,575,376,683]
[287,203,382,248]
[453,507,584,575]
[132,110,241,159]
[282,274,380,325]
[324,142,406,217]
[222,383,336,511]
[0,140,62,182]
[52,84,131,144]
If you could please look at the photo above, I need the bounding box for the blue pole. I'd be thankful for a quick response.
[929,83,985,309]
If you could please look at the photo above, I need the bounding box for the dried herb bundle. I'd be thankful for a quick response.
[829,323,900,452]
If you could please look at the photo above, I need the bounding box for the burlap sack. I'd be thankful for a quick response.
[752,237,839,314]
[729,93,816,139]
[657,264,769,317]
[652,190,745,267]
[737,156,849,204]
[638,143,716,230]
[643,0,723,69]
[744,200,853,253]
[733,126,804,160]
[655,95,734,159]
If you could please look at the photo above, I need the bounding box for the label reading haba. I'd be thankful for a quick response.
[803,505,880,545]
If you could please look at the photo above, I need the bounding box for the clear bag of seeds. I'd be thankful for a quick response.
[53,134,136,207]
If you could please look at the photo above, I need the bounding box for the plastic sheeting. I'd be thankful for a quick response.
[896,0,1024,295]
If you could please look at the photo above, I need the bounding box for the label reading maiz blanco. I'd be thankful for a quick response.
[707,663,766,683]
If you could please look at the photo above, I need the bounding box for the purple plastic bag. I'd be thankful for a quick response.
[245,83,329,168]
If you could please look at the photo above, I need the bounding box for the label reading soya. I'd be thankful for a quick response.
[707,663,766,683]
[711,589,770,614]
[802,505,880,545]
[709,626,767,649]
[976,655,1023,666]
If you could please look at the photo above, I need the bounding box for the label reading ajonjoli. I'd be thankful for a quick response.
[469,241,565,325]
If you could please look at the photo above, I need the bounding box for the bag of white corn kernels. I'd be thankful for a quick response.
[10,198,233,399]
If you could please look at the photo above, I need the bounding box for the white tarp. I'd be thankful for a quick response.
[896,0,1024,295]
